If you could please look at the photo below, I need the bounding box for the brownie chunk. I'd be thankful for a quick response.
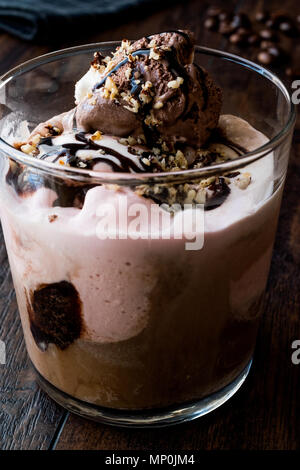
[27,281,82,351]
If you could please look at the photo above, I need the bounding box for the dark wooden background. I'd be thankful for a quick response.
[0,0,299,450]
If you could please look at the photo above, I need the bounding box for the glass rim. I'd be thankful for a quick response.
[0,41,296,186]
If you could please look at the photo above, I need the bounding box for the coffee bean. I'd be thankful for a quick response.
[267,45,282,58]
[218,21,235,36]
[219,11,232,22]
[266,18,276,29]
[259,29,278,41]
[285,67,300,79]
[207,6,223,18]
[248,34,260,46]
[279,21,298,37]
[229,32,248,46]
[260,40,276,49]
[255,11,270,23]
[257,50,274,65]
[230,13,251,30]
[271,13,290,28]
[204,17,219,31]
[237,27,251,35]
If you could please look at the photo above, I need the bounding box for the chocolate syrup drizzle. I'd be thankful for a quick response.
[40,132,145,173]
[93,49,151,91]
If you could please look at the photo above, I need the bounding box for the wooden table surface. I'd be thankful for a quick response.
[0,0,299,450]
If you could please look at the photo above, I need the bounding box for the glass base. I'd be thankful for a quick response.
[33,359,252,428]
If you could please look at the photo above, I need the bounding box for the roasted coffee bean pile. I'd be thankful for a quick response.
[204,7,300,79]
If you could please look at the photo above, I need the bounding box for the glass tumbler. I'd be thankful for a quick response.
[0,43,295,426]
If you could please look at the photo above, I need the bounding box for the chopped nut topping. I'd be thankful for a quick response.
[235,172,251,190]
[199,176,216,188]
[124,101,139,113]
[142,157,151,166]
[149,48,161,60]
[148,39,157,48]
[175,150,188,169]
[162,141,169,152]
[30,133,42,146]
[91,130,102,141]
[103,76,119,100]
[195,188,206,204]
[152,147,161,156]
[139,81,154,104]
[128,53,136,63]
[144,111,162,127]
[137,134,146,144]
[48,214,58,223]
[185,189,197,204]
[128,136,137,145]
[121,39,131,52]
[121,92,140,113]
[125,67,132,80]
[45,124,61,136]
[153,101,164,110]
[20,143,36,155]
[143,81,153,91]
[167,77,184,89]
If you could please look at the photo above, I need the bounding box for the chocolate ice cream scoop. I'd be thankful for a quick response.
[75,31,222,149]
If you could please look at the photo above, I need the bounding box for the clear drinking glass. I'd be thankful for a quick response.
[0,43,295,426]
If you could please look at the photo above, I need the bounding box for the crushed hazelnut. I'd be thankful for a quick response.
[195,188,206,204]
[128,53,136,63]
[149,48,161,60]
[235,172,251,189]
[153,101,164,109]
[175,150,188,169]
[148,39,157,48]
[152,147,161,156]
[48,214,58,223]
[127,136,137,145]
[91,130,102,141]
[142,158,151,166]
[121,92,140,113]
[20,143,36,155]
[167,77,184,89]
[121,39,131,52]
[30,134,41,146]
[200,176,216,188]
[104,76,119,100]
[144,111,161,127]
[162,141,169,152]
[125,67,132,80]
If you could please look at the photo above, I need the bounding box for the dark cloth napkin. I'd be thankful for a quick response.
[0,0,159,41]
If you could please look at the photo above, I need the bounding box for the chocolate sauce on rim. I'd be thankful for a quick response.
[39,132,145,173]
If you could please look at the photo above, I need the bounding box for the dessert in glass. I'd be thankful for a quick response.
[0,31,295,426]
